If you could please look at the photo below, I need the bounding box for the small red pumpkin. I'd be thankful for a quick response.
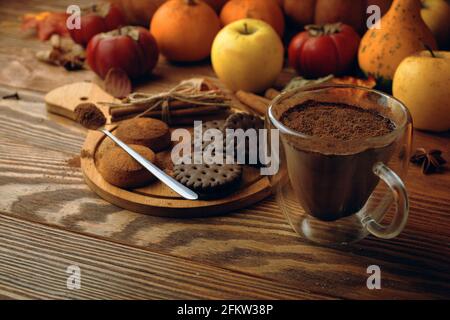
[107,0,165,26]
[288,23,360,78]
[86,26,159,79]
[69,3,126,46]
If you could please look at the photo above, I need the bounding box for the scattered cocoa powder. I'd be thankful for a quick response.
[80,149,93,159]
[74,102,106,130]
[280,100,395,141]
[66,155,81,168]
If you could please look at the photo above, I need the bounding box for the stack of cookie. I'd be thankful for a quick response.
[223,113,265,166]
[192,113,265,165]
[173,112,264,199]
[95,112,264,200]
[96,117,171,189]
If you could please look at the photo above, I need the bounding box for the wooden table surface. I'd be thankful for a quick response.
[0,0,449,300]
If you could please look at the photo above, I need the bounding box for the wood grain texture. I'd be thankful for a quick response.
[0,99,449,299]
[0,213,322,300]
[45,82,117,120]
[0,0,449,300]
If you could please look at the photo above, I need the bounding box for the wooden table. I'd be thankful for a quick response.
[0,0,449,300]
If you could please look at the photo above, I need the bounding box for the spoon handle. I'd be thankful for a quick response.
[99,129,198,200]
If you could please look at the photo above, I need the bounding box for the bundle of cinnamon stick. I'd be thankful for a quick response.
[103,78,232,124]
[109,99,230,123]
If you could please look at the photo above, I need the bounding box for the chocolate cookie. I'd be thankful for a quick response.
[114,118,171,152]
[97,144,156,189]
[203,119,225,132]
[224,113,264,132]
[173,156,242,199]
[223,113,264,166]
[192,119,225,152]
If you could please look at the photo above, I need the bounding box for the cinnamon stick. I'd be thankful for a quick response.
[110,100,200,119]
[111,105,230,122]
[264,88,281,100]
[235,91,270,115]
[166,111,230,126]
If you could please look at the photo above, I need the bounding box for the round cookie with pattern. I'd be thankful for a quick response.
[223,113,264,166]
[192,119,226,153]
[172,154,242,199]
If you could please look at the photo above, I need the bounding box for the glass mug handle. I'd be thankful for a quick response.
[362,162,409,239]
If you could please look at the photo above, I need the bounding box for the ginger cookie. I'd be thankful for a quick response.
[173,155,242,199]
[155,150,176,173]
[97,144,157,189]
[223,113,264,166]
[95,137,115,162]
[115,118,171,152]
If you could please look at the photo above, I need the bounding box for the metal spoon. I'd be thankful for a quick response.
[74,102,197,200]
[99,129,198,200]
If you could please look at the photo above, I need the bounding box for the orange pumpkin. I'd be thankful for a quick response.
[150,0,221,62]
[220,0,285,36]
[359,0,437,82]
[282,0,393,34]
[203,0,228,12]
[107,0,165,26]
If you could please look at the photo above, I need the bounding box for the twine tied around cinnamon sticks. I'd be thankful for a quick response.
[100,78,232,124]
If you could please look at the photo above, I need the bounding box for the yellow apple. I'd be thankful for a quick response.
[393,50,450,132]
[421,0,450,49]
[211,18,284,93]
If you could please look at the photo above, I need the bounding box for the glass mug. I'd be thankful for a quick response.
[267,85,413,245]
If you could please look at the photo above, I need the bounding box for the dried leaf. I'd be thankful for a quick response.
[284,75,334,91]
[100,26,140,41]
[331,76,377,89]
[284,75,377,92]
[91,2,111,18]
[104,68,132,98]
[22,11,69,41]
[36,49,53,63]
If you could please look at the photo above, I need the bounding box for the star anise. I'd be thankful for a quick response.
[410,148,447,175]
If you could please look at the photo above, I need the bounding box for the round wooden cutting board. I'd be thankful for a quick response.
[81,125,272,217]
